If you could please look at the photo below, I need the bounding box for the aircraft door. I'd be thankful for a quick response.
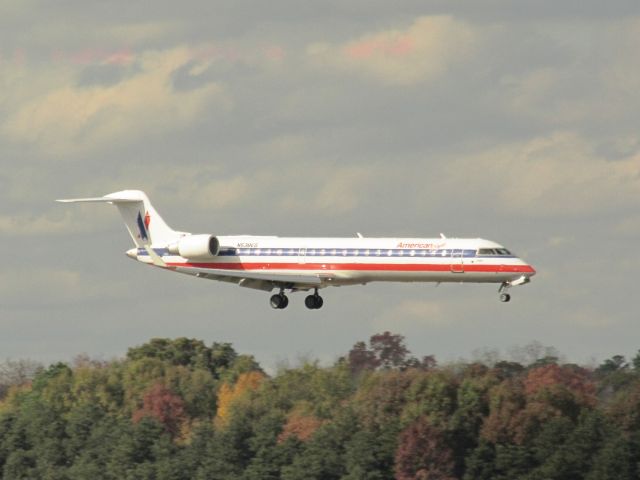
[450,249,464,273]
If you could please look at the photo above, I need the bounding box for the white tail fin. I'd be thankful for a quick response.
[57,190,181,247]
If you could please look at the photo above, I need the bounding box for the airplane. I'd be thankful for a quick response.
[57,190,536,309]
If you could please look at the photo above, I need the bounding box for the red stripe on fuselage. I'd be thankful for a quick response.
[165,261,536,274]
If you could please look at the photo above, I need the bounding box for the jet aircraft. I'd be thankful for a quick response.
[58,190,536,309]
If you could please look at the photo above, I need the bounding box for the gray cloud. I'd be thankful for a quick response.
[2,3,640,368]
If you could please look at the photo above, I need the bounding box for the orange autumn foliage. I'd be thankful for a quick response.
[215,371,264,427]
[482,364,597,445]
[523,364,595,404]
[278,409,324,443]
[132,383,186,438]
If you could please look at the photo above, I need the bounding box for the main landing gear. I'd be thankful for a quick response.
[305,289,323,310]
[270,290,289,309]
[269,288,324,309]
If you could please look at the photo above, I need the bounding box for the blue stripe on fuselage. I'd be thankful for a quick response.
[135,247,517,259]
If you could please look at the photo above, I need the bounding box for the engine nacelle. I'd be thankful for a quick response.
[167,234,220,259]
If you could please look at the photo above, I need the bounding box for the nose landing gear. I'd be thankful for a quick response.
[499,282,511,302]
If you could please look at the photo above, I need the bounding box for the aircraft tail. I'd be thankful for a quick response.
[57,190,180,247]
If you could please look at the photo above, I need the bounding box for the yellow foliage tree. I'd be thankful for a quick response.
[215,371,264,428]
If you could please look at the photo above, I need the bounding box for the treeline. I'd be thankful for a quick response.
[1,335,640,479]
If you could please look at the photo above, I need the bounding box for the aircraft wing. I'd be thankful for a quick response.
[178,266,324,292]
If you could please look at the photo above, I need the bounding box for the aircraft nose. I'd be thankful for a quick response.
[126,248,138,259]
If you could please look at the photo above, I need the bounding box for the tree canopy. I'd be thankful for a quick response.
[1,336,640,479]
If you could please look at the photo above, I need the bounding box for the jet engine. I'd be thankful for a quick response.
[167,234,220,258]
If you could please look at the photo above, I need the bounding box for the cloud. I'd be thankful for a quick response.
[181,176,251,210]
[614,214,640,237]
[0,211,75,236]
[0,268,129,306]
[373,299,450,330]
[499,19,640,127]
[564,307,617,329]
[307,15,476,85]
[272,164,382,216]
[102,22,182,45]
[1,47,231,157]
[440,131,640,216]
[0,1,36,18]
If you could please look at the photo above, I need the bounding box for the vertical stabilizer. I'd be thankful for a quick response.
[57,190,181,247]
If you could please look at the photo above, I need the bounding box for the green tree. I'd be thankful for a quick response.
[596,355,628,374]
[281,410,357,480]
[632,350,640,371]
[524,410,607,480]
[343,422,398,479]
[463,440,496,480]
[127,338,215,373]
[586,430,635,480]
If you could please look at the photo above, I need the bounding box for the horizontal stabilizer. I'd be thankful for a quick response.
[56,197,139,204]
[56,190,180,247]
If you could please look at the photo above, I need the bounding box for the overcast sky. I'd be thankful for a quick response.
[2,1,640,369]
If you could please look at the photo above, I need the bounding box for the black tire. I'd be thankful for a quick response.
[305,295,317,309]
[280,295,289,309]
[500,293,511,303]
[270,294,283,309]
[314,296,323,309]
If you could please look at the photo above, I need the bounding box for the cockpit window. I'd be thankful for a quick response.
[477,248,512,256]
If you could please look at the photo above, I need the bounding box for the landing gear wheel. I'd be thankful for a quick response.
[270,293,289,309]
[500,293,511,303]
[305,294,324,309]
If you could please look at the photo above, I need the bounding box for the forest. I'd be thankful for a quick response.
[1,333,640,480]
